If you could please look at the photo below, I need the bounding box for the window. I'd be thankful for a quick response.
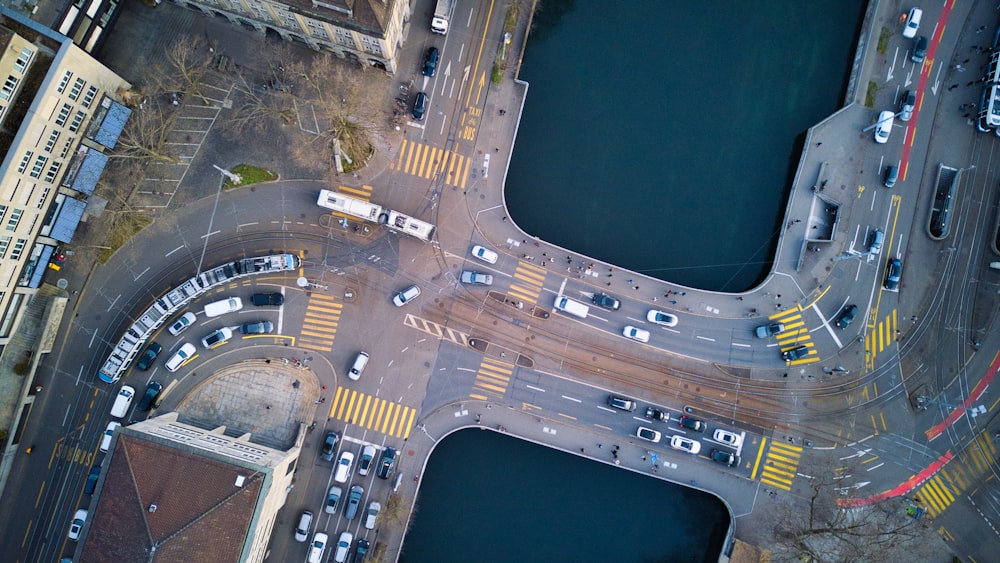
[57,71,72,94]
[9,238,26,260]
[68,77,86,101]
[35,186,50,209]
[0,236,10,259]
[0,75,19,101]
[29,156,47,179]
[0,205,7,224]
[82,85,98,108]
[17,151,32,174]
[13,47,33,74]
[68,111,86,133]
[6,208,23,231]
[44,161,61,184]
[59,137,74,159]
[55,104,71,127]
[44,130,60,153]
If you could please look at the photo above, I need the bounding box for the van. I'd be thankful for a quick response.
[348,352,369,381]
[883,165,898,188]
[294,511,313,542]
[203,297,243,318]
[110,386,135,419]
[868,229,884,255]
[553,296,589,318]
[100,421,120,453]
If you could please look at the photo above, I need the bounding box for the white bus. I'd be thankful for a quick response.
[317,189,436,242]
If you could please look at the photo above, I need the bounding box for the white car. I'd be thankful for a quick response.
[669,435,702,455]
[622,325,650,343]
[334,451,355,483]
[308,532,328,563]
[635,426,661,443]
[100,421,121,453]
[393,285,421,307]
[164,342,196,372]
[67,509,87,541]
[471,245,498,264]
[902,7,921,39]
[460,270,493,285]
[167,311,197,336]
[358,444,377,476]
[713,429,744,448]
[200,327,233,349]
[646,310,678,327]
[333,531,353,563]
[365,501,381,530]
[874,110,893,144]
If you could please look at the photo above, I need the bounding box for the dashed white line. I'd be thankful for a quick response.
[525,385,545,392]
[561,395,582,403]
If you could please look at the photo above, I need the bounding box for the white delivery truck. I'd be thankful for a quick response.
[553,295,589,318]
[203,296,243,318]
[431,0,453,34]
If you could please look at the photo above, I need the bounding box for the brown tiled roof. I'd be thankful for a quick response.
[80,433,264,563]
[284,0,396,37]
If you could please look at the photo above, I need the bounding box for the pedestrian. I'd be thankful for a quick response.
[494,147,499,152]
[542,252,547,257]
[634,286,640,291]
[580,448,585,453]
[320,397,326,403]
[776,304,782,309]
[948,84,958,91]
[815,142,822,147]
[607,282,612,286]
[670,300,677,305]
[737,296,743,301]
[627,279,634,284]
[502,216,507,222]
[652,297,658,302]
[598,443,602,448]
[266,405,271,410]
[322,385,327,390]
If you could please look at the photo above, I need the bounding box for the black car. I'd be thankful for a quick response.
[782,345,810,362]
[251,293,284,306]
[84,465,101,494]
[411,92,428,121]
[321,432,338,462]
[644,407,668,422]
[592,293,621,311]
[355,538,370,563]
[135,342,162,371]
[377,446,397,479]
[883,258,902,291]
[678,415,705,432]
[137,381,163,412]
[835,304,859,329]
[421,47,440,77]
[710,449,740,467]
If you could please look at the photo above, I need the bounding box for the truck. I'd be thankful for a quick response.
[431,0,453,35]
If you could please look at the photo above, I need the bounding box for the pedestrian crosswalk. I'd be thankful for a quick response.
[915,432,997,517]
[756,438,803,491]
[865,308,898,368]
[393,139,470,189]
[469,357,514,400]
[329,388,416,440]
[298,294,343,352]
[334,184,373,202]
[403,314,470,347]
[770,308,819,365]
[506,261,547,308]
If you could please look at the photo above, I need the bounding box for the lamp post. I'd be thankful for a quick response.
[196,166,241,275]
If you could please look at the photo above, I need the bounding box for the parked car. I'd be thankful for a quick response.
[874,110,893,144]
[377,447,397,479]
[294,511,313,542]
[635,426,661,443]
[869,229,884,255]
[471,245,498,264]
[358,444,377,476]
[100,421,120,453]
[308,532,328,563]
[334,531,353,563]
[321,432,338,462]
[835,304,859,329]
[393,285,421,307]
[240,321,274,335]
[782,344,810,362]
[754,323,785,339]
[200,327,233,349]
[884,258,903,291]
[669,435,701,454]
[899,90,916,122]
[84,465,101,494]
[678,415,706,432]
[911,36,928,63]
[710,448,740,467]
[591,293,621,310]
[251,292,284,306]
[137,381,162,411]
[460,271,493,285]
[365,501,381,529]
[902,7,922,38]
[606,395,636,412]
[167,312,197,336]
[67,509,87,541]
[345,485,364,519]
[355,538,370,563]
[135,342,162,371]
[324,486,342,514]
[644,407,668,422]
[334,451,355,483]
[411,91,428,121]
[713,429,744,448]
[646,309,678,326]
[622,325,650,343]
[421,47,440,77]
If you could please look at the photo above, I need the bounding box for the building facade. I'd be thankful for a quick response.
[172,0,409,73]
[0,8,131,344]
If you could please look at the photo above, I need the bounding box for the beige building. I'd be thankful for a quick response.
[0,8,131,344]
[81,412,304,562]
[172,0,410,73]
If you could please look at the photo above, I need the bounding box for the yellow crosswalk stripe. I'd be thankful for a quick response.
[394,139,469,188]
[759,441,802,491]
[328,389,416,439]
[471,358,514,399]
[299,295,342,352]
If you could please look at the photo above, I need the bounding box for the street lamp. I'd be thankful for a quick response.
[196,166,241,275]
